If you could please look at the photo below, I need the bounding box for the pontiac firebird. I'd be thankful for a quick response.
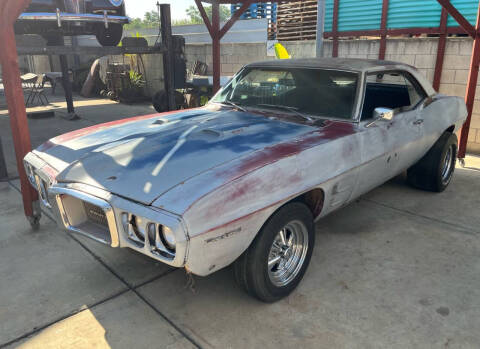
[24,58,467,302]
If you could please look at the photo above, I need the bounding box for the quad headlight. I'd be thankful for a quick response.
[121,212,175,257]
[160,225,176,252]
[23,161,36,186]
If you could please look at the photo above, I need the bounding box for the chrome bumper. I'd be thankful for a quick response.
[23,152,188,268]
[18,11,129,28]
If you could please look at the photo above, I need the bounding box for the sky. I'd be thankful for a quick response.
[124,0,194,20]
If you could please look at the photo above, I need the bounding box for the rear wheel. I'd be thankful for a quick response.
[233,202,315,302]
[95,23,123,46]
[407,132,457,192]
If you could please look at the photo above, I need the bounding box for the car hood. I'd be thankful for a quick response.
[37,108,313,205]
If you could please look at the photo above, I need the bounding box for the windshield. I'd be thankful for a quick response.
[211,67,359,120]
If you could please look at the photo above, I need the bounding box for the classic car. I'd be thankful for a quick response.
[15,0,129,46]
[24,58,467,302]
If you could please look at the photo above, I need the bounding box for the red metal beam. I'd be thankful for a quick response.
[458,3,480,158]
[323,26,467,38]
[437,0,475,37]
[332,0,339,57]
[379,0,389,60]
[433,7,448,91]
[212,2,221,93]
[0,0,39,221]
[195,1,255,93]
[194,0,213,37]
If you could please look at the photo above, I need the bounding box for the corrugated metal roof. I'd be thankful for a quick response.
[324,0,477,32]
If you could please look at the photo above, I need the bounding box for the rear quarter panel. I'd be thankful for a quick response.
[421,95,467,148]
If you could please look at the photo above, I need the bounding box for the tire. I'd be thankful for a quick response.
[233,202,315,302]
[407,132,457,192]
[95,24,123,47]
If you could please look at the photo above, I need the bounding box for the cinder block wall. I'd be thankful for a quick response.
[185,37,479,154]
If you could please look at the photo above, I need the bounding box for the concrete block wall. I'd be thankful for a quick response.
[184,37,479,154]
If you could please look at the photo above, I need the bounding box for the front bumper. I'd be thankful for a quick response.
[23,152,188,268]
[18,11,129,27]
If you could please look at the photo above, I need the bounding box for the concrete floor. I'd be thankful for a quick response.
[0,96,479,348]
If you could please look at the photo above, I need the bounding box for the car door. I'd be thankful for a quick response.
[352,71,427,197]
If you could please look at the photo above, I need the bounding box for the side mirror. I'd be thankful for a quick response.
[373,107,394,121]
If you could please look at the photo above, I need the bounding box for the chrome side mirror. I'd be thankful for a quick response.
[373,107,394,121]
[366,107,394,127]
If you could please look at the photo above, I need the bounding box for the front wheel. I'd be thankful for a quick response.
[95,24,123,47]
[233,202,315,302]
[407,132,458,192]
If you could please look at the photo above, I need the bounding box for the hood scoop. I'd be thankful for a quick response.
[152,119,167,125]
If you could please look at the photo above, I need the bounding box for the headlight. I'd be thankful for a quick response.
[160,226,176,252]
[121,212,176,255]
[122,213,146,243]
[23,161,36,185]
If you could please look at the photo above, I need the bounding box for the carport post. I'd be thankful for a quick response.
[194,0,255,93]
[437,0,480,159]
[0,0,40,222]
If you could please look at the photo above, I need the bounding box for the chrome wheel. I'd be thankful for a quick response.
[267,220,309,287]
[441,145,454,184]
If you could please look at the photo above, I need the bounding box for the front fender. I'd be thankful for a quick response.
[181,156,302,276]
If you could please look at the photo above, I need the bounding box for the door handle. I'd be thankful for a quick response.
[413,119,424,125]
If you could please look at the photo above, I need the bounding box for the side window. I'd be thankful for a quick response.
[361,71,427,120]
[404,74,427,108]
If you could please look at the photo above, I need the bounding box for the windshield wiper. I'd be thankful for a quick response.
[221,101,247,112]
[257,103,314,122]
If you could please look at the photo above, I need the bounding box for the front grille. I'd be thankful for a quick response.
[83,201,108,228]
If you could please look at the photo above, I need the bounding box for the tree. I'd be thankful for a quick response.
[185,5,231,24]
[124,10,160,30]
[125,4,231,29]
[143,10,160,27]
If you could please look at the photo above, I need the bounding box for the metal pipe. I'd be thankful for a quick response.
[18,12,129,24]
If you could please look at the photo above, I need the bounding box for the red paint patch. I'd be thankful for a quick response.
[223,121,356,181]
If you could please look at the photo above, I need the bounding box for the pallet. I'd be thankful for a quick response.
[276,0,317,41]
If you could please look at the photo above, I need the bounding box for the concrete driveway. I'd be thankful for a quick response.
[1,157,479,348]
[1,97,479,348]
